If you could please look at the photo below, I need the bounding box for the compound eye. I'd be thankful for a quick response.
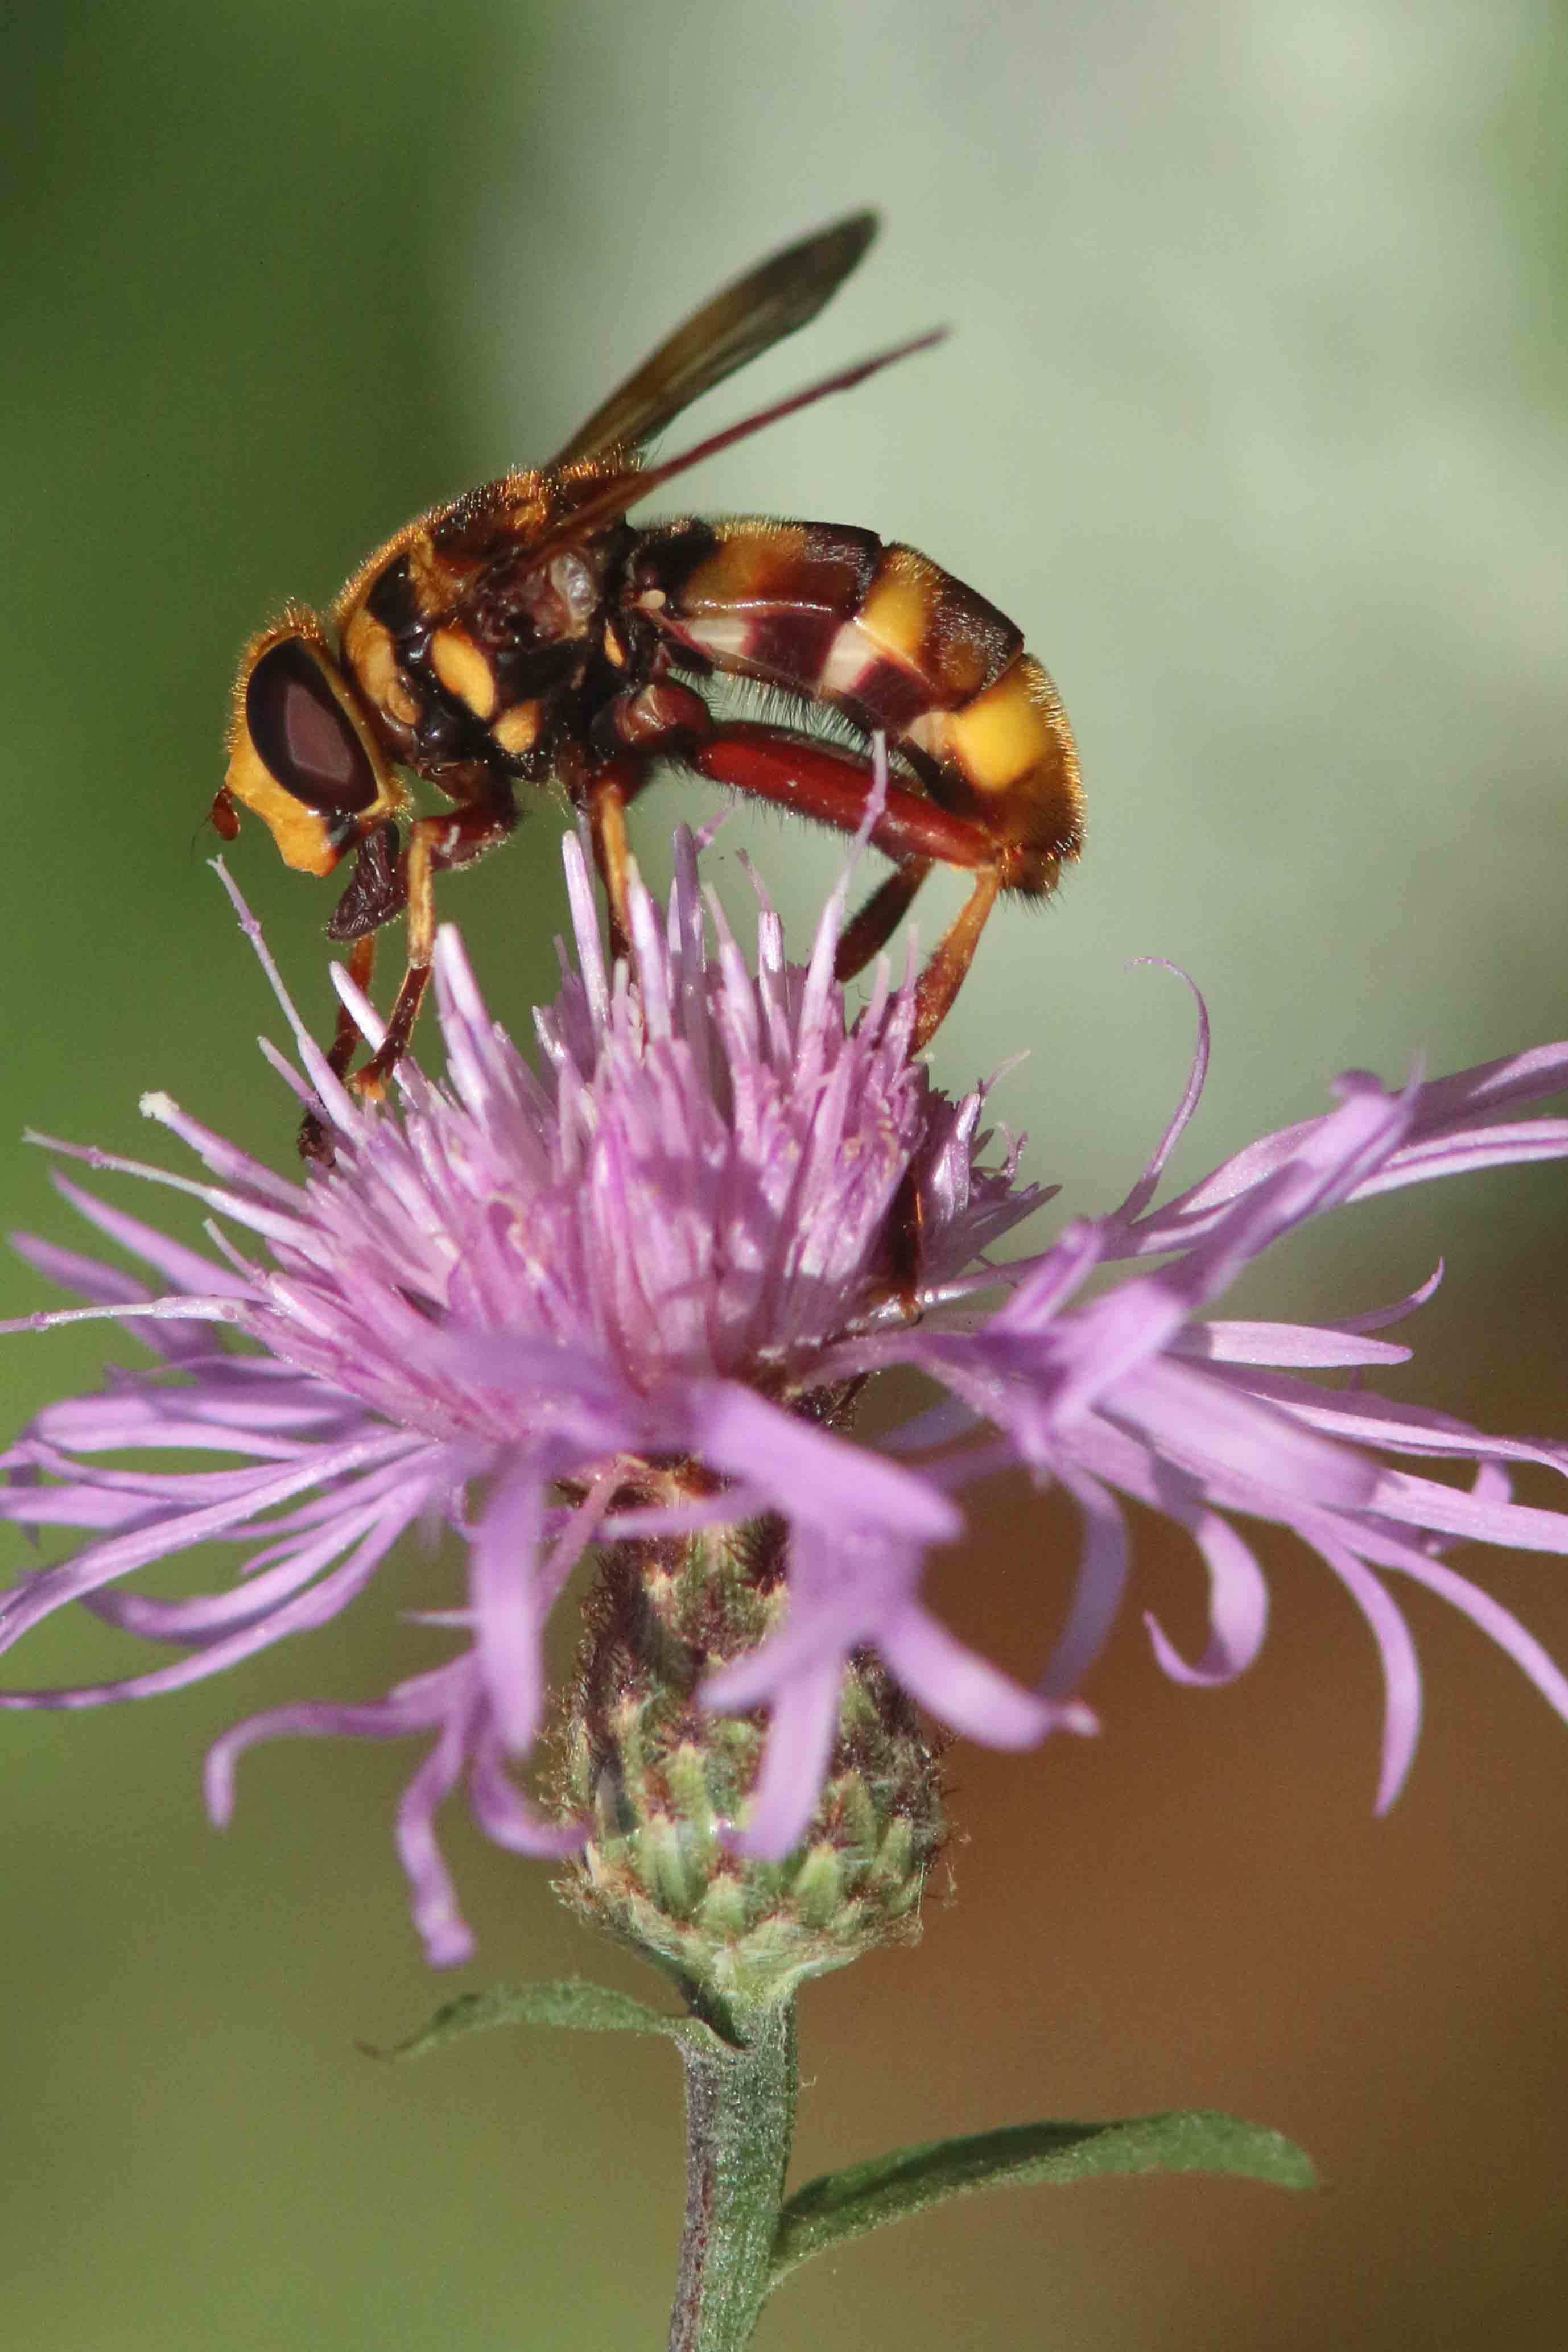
[245,637,378,813]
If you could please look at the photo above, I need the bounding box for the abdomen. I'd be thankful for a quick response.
[628,517,1083,890]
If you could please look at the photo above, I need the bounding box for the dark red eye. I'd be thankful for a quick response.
[246,638,378,813]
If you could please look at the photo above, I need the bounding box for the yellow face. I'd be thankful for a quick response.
[222,613,407,876]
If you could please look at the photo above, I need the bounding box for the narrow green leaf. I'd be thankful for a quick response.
[366,1976,684,2060]
[772,2110,1317,2279]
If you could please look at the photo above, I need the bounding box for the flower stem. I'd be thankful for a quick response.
[666,1996,798,2352]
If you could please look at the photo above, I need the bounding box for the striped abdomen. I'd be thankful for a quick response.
[629,518,1083,893]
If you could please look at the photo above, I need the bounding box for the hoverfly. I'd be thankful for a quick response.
[216,212,1083,1108]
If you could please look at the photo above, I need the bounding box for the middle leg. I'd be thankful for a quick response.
[582,753,654,968]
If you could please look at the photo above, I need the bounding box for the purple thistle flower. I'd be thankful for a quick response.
[5,826,1568,1967]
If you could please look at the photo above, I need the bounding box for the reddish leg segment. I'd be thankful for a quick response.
[327,934,378,1083]
[690,723,1005,1047]
[300,933,380,1161]
[692,723,994,872]
[834,857,932,984]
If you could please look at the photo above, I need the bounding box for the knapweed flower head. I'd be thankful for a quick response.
[6,821,1568,1969]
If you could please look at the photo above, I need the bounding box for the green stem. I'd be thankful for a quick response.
[666,1998,798,2352]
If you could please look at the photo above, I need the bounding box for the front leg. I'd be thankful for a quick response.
[290,789,519,1167]
[298,931,379,1163]
[347,798,519,1101]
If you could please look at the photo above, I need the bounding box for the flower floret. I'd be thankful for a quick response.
[4,827,1568,1961]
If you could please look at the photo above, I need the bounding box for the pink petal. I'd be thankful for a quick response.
[1144,1512,1269,1686]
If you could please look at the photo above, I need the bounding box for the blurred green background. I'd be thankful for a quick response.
[4,3,1568,2345]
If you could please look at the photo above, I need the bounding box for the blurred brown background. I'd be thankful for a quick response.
[3,4,1567,2345]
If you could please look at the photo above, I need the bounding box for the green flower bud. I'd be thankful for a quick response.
[553,1512,945,2009]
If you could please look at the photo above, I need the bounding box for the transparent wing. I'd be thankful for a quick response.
[550,211,878,467]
